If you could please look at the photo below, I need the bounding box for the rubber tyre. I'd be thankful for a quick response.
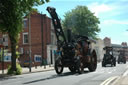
[68,66,76,73]
[77,61,84,74]
[102,61,105,67]
[76,57,84,74]
[88,51,97,72]
[55,58,64,74]
[114,62,116,66]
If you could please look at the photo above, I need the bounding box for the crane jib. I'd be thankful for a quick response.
[46,7,67,47]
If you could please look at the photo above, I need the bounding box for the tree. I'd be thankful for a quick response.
[62,6,100,39]
[0,0,49,73]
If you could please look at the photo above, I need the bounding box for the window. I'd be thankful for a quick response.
[51,34,54,44]
[34,55,42,62]
[23,19,27,28]
[3,34,8,46]
[23,33,28,44]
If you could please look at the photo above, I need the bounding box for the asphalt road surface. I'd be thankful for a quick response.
[1,62,128,85]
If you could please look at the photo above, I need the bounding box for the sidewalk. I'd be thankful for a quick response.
[111,68,128,85]
[111,76,128,85]
[0,65,54,77]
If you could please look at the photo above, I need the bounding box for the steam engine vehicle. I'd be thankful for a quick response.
[47,7,97,74]
[118,50,126,64]
[102,46,116,67]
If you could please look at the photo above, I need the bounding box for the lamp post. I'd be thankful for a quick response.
[29,14,32,72]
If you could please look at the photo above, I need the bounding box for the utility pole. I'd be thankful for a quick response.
[29,14,32,72]
[2,47,4,74]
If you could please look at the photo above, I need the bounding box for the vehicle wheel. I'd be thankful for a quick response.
[114,59,116,66]
[124,61,126,64]
[77,61,84,74]
[111,61,113,67]
[124,58,126,64]
[55,58,63,74]
[88,51,97,72]
[102,61,106,67]
[102,61,104,67]
[114,62,116,66]
[68,66,76,73]
[76,56,84,74]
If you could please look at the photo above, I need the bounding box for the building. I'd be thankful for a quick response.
[111,44,122,60]
[103,37,111,47]
[0,12,57,69]
[91,38,105,62]
[19,12,57,67]
[121,42,128,60]
[103,37,128,60]
[0,33,11,70]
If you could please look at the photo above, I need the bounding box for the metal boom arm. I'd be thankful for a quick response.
[47,7,67,49]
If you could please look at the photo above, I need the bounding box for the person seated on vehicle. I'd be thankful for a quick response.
[54,50,61,60]
[109,51,114,59]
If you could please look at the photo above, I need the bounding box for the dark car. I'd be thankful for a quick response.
[23,60,29,67]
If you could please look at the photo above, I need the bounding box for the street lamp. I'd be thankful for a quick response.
[29,14,32,72]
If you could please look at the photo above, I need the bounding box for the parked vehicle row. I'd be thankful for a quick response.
[102,46,126,67]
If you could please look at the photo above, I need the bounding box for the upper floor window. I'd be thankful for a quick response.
[23,32,28,44]
[23,19,27,28]
[3,34,8,46]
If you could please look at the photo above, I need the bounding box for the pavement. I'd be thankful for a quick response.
[1,64,128,85]
[0,65,54,78]
[111,76,128,85]
[111,66,128,85]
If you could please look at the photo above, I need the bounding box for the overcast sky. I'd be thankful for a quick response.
[36,0,128,44]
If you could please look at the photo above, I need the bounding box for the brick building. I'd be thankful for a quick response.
[103,37,128,60]
[103,37,111,47]
[19,12,57,67]
[0,12,57,69]
[121,42,128,60]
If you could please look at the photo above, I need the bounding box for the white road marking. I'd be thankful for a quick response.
[100,76,119,85]
[123,70,128,76]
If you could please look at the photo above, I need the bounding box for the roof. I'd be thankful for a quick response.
[111,44,128,48]
[111,44,123,48]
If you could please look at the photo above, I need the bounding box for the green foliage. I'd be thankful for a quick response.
[0,48,4,62]
[0,0,49,38]
[0,56,1,62]
[0,0,49,72]
[62,5,100,39]
[7,63,22,75]
[16,51,20,59]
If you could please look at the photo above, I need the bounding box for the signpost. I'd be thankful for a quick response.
[29,15,32,72]
[0,45,4,74]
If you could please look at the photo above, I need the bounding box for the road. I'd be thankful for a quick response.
[1,63,128,85]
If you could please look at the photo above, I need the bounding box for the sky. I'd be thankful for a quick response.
[36,0,128,44]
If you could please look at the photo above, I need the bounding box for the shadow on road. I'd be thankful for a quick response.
[0,74,20,81]
[23,70,90,84]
